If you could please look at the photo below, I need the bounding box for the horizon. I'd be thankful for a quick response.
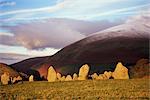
[0,0,150,64]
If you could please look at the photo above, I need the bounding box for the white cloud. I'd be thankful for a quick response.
[0,44,59,56]
[0,32,14,36]
[0,0,126,18]
[0,0,69,16]
[1,18,121,49]
[64,3,150,20]
[0,1,16,7]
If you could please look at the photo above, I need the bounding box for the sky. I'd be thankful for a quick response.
[0,0,150,64]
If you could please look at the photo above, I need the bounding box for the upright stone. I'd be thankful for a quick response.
[57,73,62,81]
[65,75,72,81]
[47,66,57,82]
[60,76,65,81]
[29,75,34,82]
[91,73,98,80]
[73,73,78,80]
[97,74,104,80]
[78,64,90,80]
[112,62,129,79]
[1,72,10,85]
[12,76,22,83]
[104,71,112,79]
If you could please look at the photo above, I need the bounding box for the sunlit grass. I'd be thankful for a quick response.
[0,79,149,99]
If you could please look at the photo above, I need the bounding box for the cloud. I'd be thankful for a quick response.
[0,0,69,16]
[0,53,31,64]
[126,9,150,24]
[84,3,150,20]
[0,1,16,7]
[0,0,131,20]
[1,18,122,49]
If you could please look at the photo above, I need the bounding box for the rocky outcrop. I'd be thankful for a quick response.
[47,66,57,82]
[1,72,10,85]
[78,64,90,80]
[112,62,129,79]
[130,59,150,78]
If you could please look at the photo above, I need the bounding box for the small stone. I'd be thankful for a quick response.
[29,75,34,82]
[73,73,78,80]
[65,75,72,81]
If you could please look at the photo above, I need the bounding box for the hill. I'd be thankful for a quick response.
[0,63,19,78]
[11,16,150,79]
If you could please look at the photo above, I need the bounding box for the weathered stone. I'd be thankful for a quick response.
[104,71,112,79]
[12,76,22,83]
[1,72,10,85]
[97,74,104,80]
[60,76,65,81]
[73,73,78,80]
[29,75,34,82]
[57,73,62,81]
[96,74,108,80]
[91,73,98,80]
[47,66,57,82]
[112,62,129,79]
[78,64,90,80]
[65,75,72,81]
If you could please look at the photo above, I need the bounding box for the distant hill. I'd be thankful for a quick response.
[0,63,19,78]
[11,16,150,79]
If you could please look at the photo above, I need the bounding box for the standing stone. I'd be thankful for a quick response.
[73,73,78,80]
[78,64,90,80]
[47,66,57,82]
[112,62,129,79]
[29,75,34,82]
[60,76,65,81]
[1,72,10,85]
[65,75,72,81]
[104,71,112,79]
[91,73,98,80]
[97,74,104,80]
[12,76,22,83]
[57,73,62,81]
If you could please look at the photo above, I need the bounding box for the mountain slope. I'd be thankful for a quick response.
[11,16,150,78]
[0,63,19,77]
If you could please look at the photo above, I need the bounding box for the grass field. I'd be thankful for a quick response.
[0,79,149,100]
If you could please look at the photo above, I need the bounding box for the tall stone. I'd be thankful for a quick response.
[112,62,129,79]
[29,75,34,82]
[73,73,78,80]
[1,72,10,85]
[65,75,72,81]
[47,66,57,82]
[78,64,90,80]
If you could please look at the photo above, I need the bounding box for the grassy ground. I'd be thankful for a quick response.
[0,79,149,100]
